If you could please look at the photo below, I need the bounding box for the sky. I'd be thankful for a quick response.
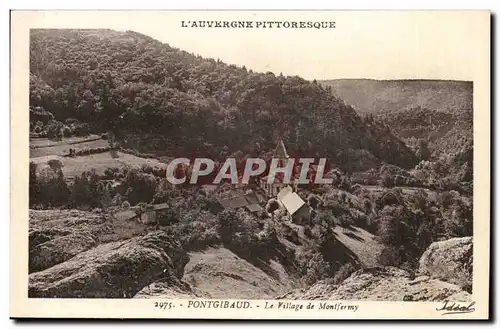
[19,10,490,80]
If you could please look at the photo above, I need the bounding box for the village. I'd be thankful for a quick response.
[111,140,317,228]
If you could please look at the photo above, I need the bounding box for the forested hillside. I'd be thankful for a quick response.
[29,29,417,170]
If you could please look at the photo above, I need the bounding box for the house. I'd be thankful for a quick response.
[219,196,249,210]
[244,189,266,205]
[219,191,265,216]
[277,186,310,226]
[245,203,264,216]
[140,203,170,225]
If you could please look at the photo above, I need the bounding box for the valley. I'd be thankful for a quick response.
[27,28,473,302]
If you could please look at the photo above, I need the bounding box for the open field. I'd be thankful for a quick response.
[29,135,102,148]
[30,135,166,178]
[31,151,165,178]
[30,139,110,158]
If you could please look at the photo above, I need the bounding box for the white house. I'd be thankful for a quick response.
[277,186,310,226]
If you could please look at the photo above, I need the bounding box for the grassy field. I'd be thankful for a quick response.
[30,139,110,158]
[32,152,165,178]
[29,135,102,148]
[30,135,166,178]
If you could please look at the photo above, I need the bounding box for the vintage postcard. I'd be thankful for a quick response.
[10,10,490,319]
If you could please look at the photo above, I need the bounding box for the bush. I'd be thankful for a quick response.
[307,194,321,209]
[170,210,221,251]
[296,247,331,286]
[45,120,64,140]
[73,123,90,136]
[265,198,280,215]
[62,126,72,137]
[103,167,120,180]
[378,245,404,266]
[36,166,70,207]
[380,173,395,188]
[336,214,355,227]
[376,206,404,245]
[331,262,357,284]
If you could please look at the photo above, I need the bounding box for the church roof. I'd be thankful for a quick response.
[273,139,290,159]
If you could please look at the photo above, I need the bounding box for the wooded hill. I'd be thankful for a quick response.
[30,29,417,171]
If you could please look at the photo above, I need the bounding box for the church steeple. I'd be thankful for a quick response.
[273,139,289,159]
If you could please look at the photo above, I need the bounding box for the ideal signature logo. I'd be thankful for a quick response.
[436,300,476,315]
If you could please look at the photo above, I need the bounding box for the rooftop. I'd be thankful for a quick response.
[114,210,138,221]
[219,196,249,210]
[281,192,306,216]
[245,203,264,213]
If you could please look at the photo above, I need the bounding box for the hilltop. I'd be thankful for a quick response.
[319,79,472,115]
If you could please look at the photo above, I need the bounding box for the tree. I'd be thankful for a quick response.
[29,162,39,206]
[380,173,395,188]
[265,198,280,216]
[307,194,321,209]
[416,138,431,161]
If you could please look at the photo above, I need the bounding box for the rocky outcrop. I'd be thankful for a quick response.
[419,237,472,289]
[29,229,97,273]
[279,267,471,301]
[134,279,197,298]
[28,231,189,298]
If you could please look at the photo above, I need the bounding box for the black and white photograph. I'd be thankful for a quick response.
[10,10,490,319]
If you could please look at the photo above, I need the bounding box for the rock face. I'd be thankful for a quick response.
[181,247,292,299]
[29,229,97,273]
[29,209,148,273]
[28,231,189,298]
[419,237,473,289]
[279,267,471,301]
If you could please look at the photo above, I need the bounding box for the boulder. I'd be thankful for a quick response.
[29,229,97,273]
[419,237,472,289]
[28,231,189,298]
[279,267,471,301]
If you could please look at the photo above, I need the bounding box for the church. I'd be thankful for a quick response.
[259,139,299,197]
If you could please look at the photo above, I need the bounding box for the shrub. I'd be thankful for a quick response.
[307,194,321,209]
[29,162,40,207]
[331,262,357,284]
[378,245,403,266]
[103,167,120,180]
[73,123,90,136]
[37,166,70,206]
[62,126,72,137]
[380,173,395,188]
[303,253,331,286]
[45,120,64,140]
[265,198,280,215]
[336,214,355,227]
[170,210,221,251]
[376,206,404,245]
